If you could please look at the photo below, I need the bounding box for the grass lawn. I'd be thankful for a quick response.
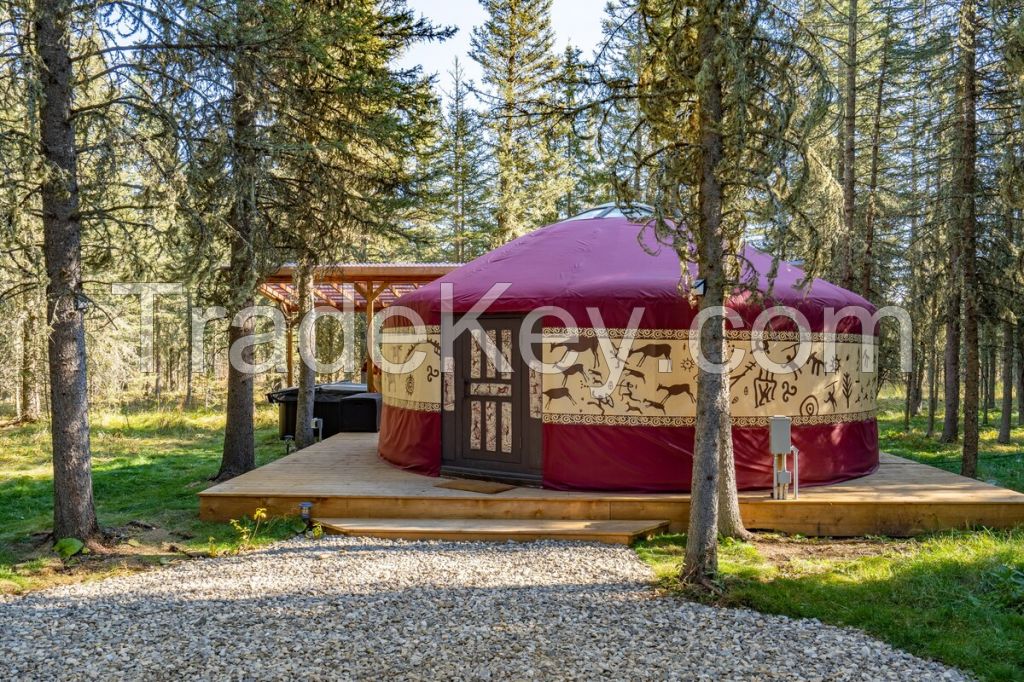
[3,393,1023,679]
[0,405,298,594]
[636,395,1024,682]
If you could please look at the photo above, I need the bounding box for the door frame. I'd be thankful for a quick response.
[441,314,542,485]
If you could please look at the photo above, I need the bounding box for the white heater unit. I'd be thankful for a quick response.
[770,416,799,500]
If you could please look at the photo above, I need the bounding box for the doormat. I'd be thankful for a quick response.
[435,479,516,494]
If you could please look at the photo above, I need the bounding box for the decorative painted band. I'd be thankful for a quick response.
[544,327,877,343]
[541,410,878,428]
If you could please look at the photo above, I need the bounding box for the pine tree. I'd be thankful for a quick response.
[599,0,837,583]
[438,60,492,262]
[471,0,563,244]
[160,0,448,477]
[956,0,980,478]
[0,0,185,541]
[596,0,652,202]
[550,45,607,217]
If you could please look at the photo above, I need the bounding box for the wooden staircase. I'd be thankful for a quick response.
[314,517,670,544]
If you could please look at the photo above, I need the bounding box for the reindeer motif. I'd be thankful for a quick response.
[402,338,442,364]
[621,366,646,383]
[557,362,590,387]
[543,387,577,408]
[657,382,694,403]
[549,336,601,369]
[628,343,671,367]
[642,397,668,414]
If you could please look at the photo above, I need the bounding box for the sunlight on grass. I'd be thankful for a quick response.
[875,396,1024,492]
[637,531,1024,681]
[0,404,290,593]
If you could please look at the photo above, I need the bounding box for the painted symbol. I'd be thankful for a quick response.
[781,381,797,403]
[658,382,694,403]
[643,397,668,414]
[841,372,853,408]
[731,360,757,388]
[557,362,590,387]
[550,337,601,369]
[800,395,820,416]
[628,343,672,367]
[543,387,577,408]
[824,381,839,411]
[587,394,615,416]
[753,370,778,408]
[809,352,825,376]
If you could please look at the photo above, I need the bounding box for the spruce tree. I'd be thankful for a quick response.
[471,0,563,244]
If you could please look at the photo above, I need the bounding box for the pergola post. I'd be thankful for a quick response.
[259,264,454,393]
[285,320,294,386]
[355,281,389,393]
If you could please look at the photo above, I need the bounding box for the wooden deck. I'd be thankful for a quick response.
[199,432,1024,538]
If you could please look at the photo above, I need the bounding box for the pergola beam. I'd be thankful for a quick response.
[259,262,456,391]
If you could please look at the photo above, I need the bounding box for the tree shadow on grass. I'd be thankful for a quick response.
[714,535,1024,682]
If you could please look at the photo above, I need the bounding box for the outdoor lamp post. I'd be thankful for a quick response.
[299,501,313,528]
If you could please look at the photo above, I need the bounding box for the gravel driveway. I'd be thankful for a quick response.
[1,537,965,681]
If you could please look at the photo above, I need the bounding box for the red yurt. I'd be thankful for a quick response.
[377,209,879,492]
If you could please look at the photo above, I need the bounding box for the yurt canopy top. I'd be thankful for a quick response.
[394,217,874,332]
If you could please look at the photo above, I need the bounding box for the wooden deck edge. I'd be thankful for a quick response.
[314,519,670,544]
[199,493,1024,537]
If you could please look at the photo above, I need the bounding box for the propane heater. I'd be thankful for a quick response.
[770,416,799,500]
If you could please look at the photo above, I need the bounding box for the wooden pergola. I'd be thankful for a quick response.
[260,263,455,392]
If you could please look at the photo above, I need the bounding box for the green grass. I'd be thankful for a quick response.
[636,393,1024,681]
[638,532,1024,681]
[0,405,297,593]
[875,396,1024,492]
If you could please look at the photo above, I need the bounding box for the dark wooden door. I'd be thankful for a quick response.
[442,315,542,484]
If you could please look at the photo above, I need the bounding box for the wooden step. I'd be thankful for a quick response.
[314,517,670,544]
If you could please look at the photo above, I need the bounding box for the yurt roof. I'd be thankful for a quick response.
[396,216,873,332]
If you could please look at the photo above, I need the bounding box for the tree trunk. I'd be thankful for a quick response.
[998,319,1014,443]
[682,7,737,584]
[20,301,41,423]
[861,23,888,300]
[215,40,259,482]
[218,305,256,480]
[981,339,989,426]
[983,337,991,411]
[958,0,979,478]
[717,423,751,541]
[182,292,195,410]
[294,259,317,449]
[153,296,162,401]
[903,370,912,431]
[912,354,925,416]
[926,340,938,437]
[1017,324,1024,427]
[840,0,858,291]
[940,296,961,443]
[36,0,100,542]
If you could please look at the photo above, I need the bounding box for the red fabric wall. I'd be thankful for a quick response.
[542,420,878,491]
[378,403,879,492]
[378,404,441,476]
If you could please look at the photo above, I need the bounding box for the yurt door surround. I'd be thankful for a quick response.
[441,316,542,483]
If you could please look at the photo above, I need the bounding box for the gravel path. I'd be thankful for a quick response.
[1,537,965,681]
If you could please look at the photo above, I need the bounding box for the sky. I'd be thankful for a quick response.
[399,0,607,97]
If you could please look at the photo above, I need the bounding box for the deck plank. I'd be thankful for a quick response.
[199,432,1024,537]
[315,518,669,544]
